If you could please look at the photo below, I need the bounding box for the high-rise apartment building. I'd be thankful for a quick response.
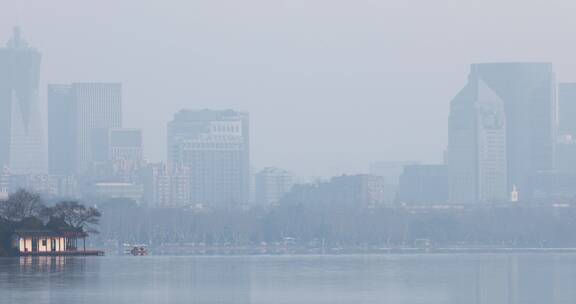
[108,128,143,178]
[449,63,556,202]
[167,109,249,208]
[48,83,122,175]
[142,163,190,208]
[0,27,46,174]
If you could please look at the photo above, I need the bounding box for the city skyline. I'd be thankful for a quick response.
[0,27,46,175]
[2,25,576,206]
[2,27,574,179]
[6,0,576,178]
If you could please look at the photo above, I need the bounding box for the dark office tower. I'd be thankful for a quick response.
[47,83,122,175]
[48,85,75,175]
[558,83,576,137]
[448,73,508,203]
[0,27,46,174]
[473,63,556,198]
[167,109,249,208]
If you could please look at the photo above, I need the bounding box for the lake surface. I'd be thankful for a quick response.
[1,254,576,304]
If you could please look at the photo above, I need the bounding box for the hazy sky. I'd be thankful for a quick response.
[3,0,576,178]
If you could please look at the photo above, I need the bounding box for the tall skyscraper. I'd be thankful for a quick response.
[0,27,46,174]
[47,84,75,175]
[448,69,508,203]
[558,83,576,137]
[167,109,249,208]
[449,63,556,202]
[47,83,122,175]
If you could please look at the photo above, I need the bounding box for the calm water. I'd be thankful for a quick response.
[1,254,576,304]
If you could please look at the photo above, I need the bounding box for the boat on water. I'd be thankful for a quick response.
[123,244,148,256]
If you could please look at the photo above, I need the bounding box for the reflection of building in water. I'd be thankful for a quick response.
[450,255,558,304]
[19,256,67,271]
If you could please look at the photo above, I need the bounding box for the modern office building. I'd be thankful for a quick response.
[449,63,555,202]
[558,83,576,137]
[167,109,249,208]
[397,164,448,205]
[47,84,75,175]
[0,27,46,175]
[448,68,508,203]
[48,83,122,175]
[255,167,292,206]
[474,63,556,198]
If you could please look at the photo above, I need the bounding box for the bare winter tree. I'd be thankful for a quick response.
[0,189,45,222]
[47,201,102,234]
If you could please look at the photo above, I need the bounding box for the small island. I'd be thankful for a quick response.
[0,189,103,257]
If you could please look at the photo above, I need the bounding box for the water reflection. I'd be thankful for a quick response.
[0,255,575,304]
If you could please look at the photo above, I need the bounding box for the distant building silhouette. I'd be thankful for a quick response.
[369,160,419,203]
[397,164,448,204]
[167,109,249,208]
[449,63,556,202]
[47,84,75,175]
[558,83,576,137]
[557,135,576,174]
[48,83,122,175]
[448,68,508,203]
[255,167,292,206]
[0,166,9,200]
[89,182,143,204]
[142,162,190,208]
[0,27,46,174]
[108,128,143,179]
[280,174,386,209]
[369,161,419,187]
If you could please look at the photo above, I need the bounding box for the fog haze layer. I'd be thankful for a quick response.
[3,0,576,177]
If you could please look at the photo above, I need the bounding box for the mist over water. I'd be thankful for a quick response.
[2,255,576,304]
[3,1,576,303]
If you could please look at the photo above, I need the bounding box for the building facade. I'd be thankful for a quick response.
[108,128,143,176]
[255,167,293,206]
[48,83,122,176]
[0,27,46,175]
[47,84,75,175]
[558,83,576,138]
[142,162,191,208]
[472,63,555,199]
[0,166,9,200]
[397,164,448,205]
[448,69,508,203]
[167,109,249,208]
